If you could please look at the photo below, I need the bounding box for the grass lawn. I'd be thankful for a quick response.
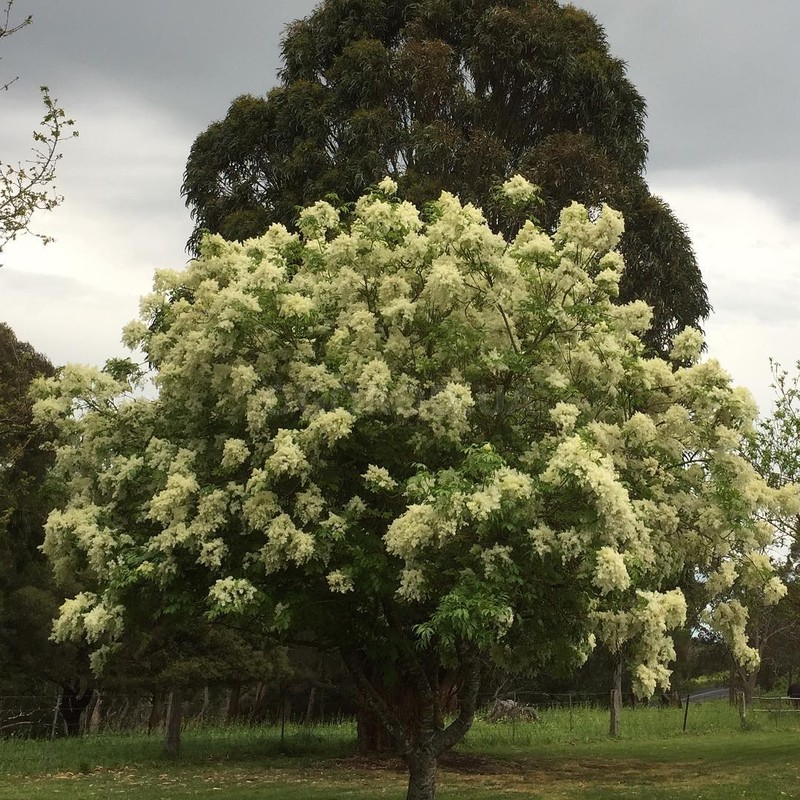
[1,704,799,798]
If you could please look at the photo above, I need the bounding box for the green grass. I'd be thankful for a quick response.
[1,704,799,799]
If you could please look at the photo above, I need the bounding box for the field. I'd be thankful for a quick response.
[1,702,799,799]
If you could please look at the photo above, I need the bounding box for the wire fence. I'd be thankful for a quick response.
[2,686,797,741]
[0,685,355,740]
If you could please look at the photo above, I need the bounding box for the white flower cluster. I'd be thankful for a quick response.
[501,175,539,204]
[52,593,124,646]
[466,467,533,522]
[549,402,580,433]
[297,200,340,240]
[303,408,355,448]
[221,438,250,470]
[363,465,398,492]
[384,504,441,560]
[419,382,475,441]
[669,327,705,363]
[707,600,760,674]
[593,589,687,698]
[209,577,258,612]
[327,570,354,594]
[266,430,309,477]
[593,546,631,594]
[542,436,640,544]
[262,514,315,573]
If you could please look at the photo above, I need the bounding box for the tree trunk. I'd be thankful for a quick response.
[742,671,758,706]
[729,658,736,705]
[226,683,241,723]
[251,681,266,723]
[609,654,622,737]
[164,689,183,758]
[304,686,316,725]
[343,643,481,800]
[88,692,102,734]
[148,691,164,735]
[58,684,93,737]
[406,749,437,800]
[357,700,395,753]
[355,673,444,754]
[200,684,210,722]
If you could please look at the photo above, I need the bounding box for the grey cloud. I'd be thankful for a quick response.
[3,0,318,130]
[8,0,799,202]
[578,2,800,177]
[1,268,141,366]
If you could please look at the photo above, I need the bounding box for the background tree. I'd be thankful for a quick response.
[36,181,787,800]
[183,0,708,355]
[0,323,89,703]
[738,361,800,696]
[1,0,77,255]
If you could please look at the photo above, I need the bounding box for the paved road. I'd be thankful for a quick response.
[687,687,728,701]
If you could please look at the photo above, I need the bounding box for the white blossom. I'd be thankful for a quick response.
[327,570,355,593]
[363,465,398,492]
[418,382,474,441]
[670,327,705,363]
[209,577,258,612]
[593,546,631,594]
[221,438,250,470]
[501,174,538,204]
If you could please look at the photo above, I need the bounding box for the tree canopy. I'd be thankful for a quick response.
[183,0,708,354]
[35,180,790,799]
[0,322,64,692]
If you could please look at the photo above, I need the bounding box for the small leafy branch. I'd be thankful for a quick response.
[1,0,32,92]
[1,0,77,254]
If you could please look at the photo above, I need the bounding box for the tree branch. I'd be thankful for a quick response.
[340,648,410,753]
[433,644,481,754]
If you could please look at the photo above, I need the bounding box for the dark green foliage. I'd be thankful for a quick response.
[0,323,63,691]
[183,0,708,354]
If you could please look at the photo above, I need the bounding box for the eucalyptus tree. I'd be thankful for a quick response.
[183,0,707,354]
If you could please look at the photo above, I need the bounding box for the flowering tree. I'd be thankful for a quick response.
[714,361,800,701]
[34,180,792,800]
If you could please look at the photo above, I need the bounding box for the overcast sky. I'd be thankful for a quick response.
[2,1,799,412]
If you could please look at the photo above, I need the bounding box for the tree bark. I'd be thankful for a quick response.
[343,642,481,800]
[742,671,758,707]
[58,684,93,737]
[164,689,183,758]
[304,686,316,725]
[226,683,241,723]
[148,691,164,735]
[729,658,736,705]
[406,748,437,800]
[356,689,412,754]
[355,668,459,753]
[200,684,210,722]
[88,692,102,734]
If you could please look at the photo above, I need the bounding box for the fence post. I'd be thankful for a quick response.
[280,684,287,749]
[569,693,573,734]
[49,690,61,740]
[737,691,747,725]
[682,694,690,733]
